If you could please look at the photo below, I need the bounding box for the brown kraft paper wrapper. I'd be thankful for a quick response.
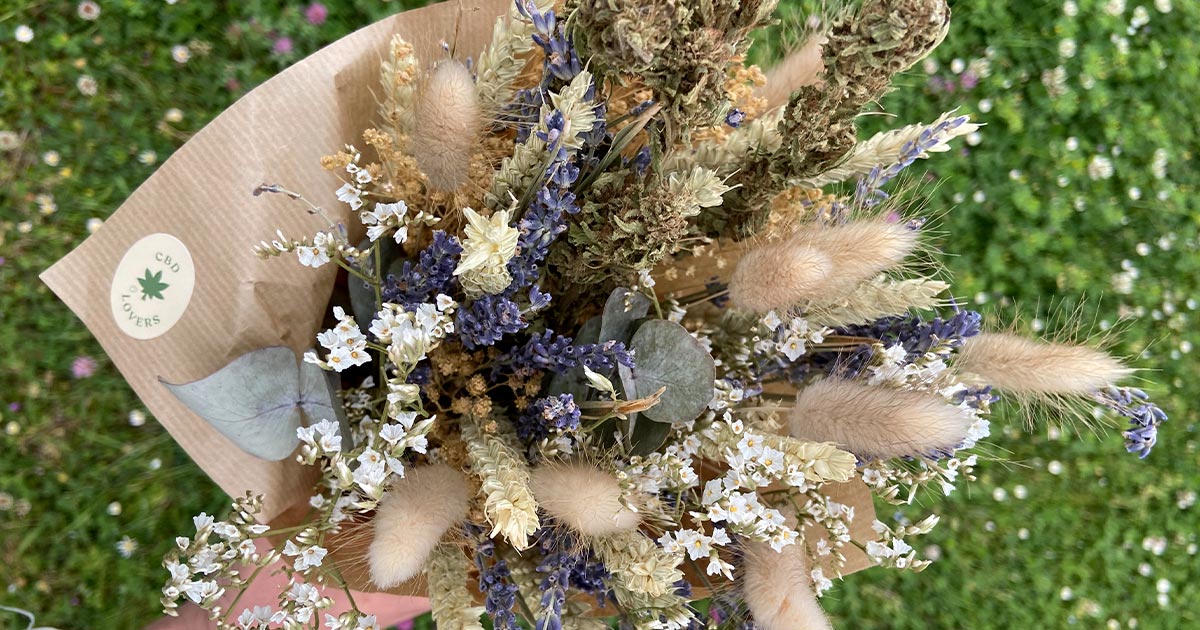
[41,0,875,593]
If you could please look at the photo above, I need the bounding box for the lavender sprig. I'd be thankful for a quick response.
[1092,386,1168,458]
[855,114,972,206]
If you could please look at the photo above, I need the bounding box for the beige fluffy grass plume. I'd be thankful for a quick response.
[728,220,918,313]
[742,539,831,630]
[729,243,831,313]
[529,462,640,536]
[411,59,480,191]
[956,331,1133,395]
[368,463,470,589]
[789,379,973,460]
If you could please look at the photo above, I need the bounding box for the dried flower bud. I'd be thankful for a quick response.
[789,379,973,460]
[729,220,917,313]
[729,243,831,313]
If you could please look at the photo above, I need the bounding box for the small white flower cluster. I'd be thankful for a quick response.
[253,228,337,266]
[799,493,857,585]
[373,296,457,371]
[282,529,329,573]
[693,418,801,551]
[305,307,371,372]
[759,311,828,362]
[161,497,275,617]
[865,515,940,572]
[657,527,733,577]
[297,419,344,460]
[361,199,440,244]
[623,433,701,497]
[335,146,371,211]
[860,452,980,502]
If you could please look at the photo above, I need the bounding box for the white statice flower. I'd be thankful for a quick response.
[283,581,325,623]
[810,567,834,596]
[297,232,335,268]
[182,580,223,604]
[454,206,518,297]
[336,183,364,211]
[283,540,328,572]
[305,307,370,372]
[361,201,409,243]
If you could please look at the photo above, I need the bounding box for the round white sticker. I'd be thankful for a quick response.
[109,233,196,340]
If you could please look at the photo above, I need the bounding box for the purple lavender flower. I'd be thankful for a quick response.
[856,115,971,207]
[725,108,746,128]
[501,330,635,374]
[473,535,521,630]
[1092,386,1167,458]
[456,295,526,349]
[517,394,581,441]
[382,230,462,308]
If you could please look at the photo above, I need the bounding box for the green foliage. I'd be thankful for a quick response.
[1,0,1197,628]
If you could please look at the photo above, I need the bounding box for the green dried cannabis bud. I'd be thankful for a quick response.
[571,0,778,139]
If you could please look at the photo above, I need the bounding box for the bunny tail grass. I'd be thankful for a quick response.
[529,462,640,536]
[789,379,973,460]
[412,59,480,191]
[956,331,1133,395]
[728,220,918,313]
[729,244,832,313]
[368,463,470,589]
[742,540,832,630]
[798,220,919,290]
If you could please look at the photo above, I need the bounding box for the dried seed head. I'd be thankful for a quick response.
[742,539,832,630]
[956,332,1133,395]
[368,463,470,588]
[529,462,640,537]
[411,59,480,191]
[789,379,973,460]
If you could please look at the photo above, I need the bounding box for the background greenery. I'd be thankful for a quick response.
[1,0,1195,628]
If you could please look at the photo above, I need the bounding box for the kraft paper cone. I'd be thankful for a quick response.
[41,0,511,522]
[42,0,877,590]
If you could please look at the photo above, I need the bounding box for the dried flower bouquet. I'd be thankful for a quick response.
[143,1,1167,628]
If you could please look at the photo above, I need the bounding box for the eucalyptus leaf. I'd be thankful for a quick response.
[599,288,652,344]
[627,320,715,425]
[629,417,674,456]
[161,347,343,461]
[348,237,385,334]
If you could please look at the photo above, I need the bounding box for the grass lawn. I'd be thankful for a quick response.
[1,0,1196,628]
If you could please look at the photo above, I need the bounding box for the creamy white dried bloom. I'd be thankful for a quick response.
[454,207,518,297]
[462,418,539,550]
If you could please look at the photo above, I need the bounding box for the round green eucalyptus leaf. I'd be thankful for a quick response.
[627,319,715,424]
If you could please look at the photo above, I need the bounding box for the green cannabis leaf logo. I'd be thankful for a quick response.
[137,269,169,301]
